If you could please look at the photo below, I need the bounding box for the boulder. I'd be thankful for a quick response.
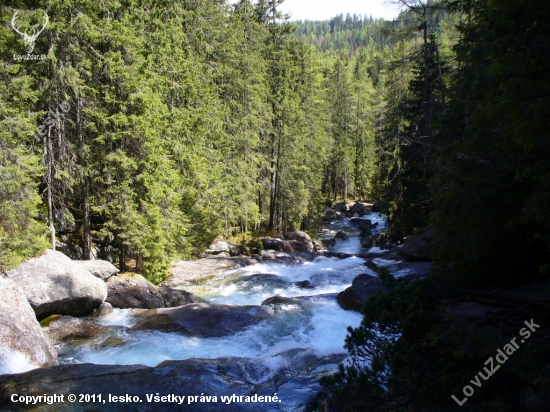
[164,257,251,288]
[337,274,386,311]
[333,202,348,213]
[205,239,234,255]
[130,303,271,337]
[6,250,107,319]
[360,235,375,249]
[42,315,108,345]
[76,259,119,281]
[284,231,312,243]
[335,231,348,240]
[372,200,383,212]
[348,202,368,217]
[158,287,197,308]
[312,239,328,252]
[375,234,394,250]
[106,274,196,309]
[261,295,303,306]
[261,237,285,251]
[0,276,58,374]
[401,227,434,261]
[95,302,114,316]
[358,220,373,238]
[321,238,336,248]
[0,350,344,412]
[289,239,314,253]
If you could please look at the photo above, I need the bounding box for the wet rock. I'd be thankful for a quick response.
[106,274,196,309]
[401,227,434,260]
[284,231,312,242]
[158,287,196,308]
[261,294,336,307]
[294,280,315,289]
[0,276,58,374]
[76,259,119,281]
[289,240,313,253]
[358,219,373,237]
[6,250,107,319]
[261,237,285,251]
[360,235,375,249]
[0,351,345,412]
[232,274,288,289]
[106,274,164,309]
[284,231,314,252]
[130,303,271,337]
[42,316,108,345]
[321,238,336,249]
[258,249,299,264]
[313,239,328,252]
[95,302,114,316]
[337,274,386,311]
[347,201,368,217]
[335,231,348,240]
[261,295,303,306]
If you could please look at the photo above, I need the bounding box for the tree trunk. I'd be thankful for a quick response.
[76,95,91,260]
[46,124,56,250]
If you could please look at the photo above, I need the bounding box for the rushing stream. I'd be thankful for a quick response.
[55,214,389,410]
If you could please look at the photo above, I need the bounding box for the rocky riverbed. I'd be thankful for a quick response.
[1,203,434,411]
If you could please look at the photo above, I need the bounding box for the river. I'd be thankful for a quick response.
[55,213,390,410]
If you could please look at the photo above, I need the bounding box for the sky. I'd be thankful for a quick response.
[234,0,402,22]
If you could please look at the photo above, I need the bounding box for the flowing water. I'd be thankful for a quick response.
[56,214,389,409]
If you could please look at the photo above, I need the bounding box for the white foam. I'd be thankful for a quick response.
[0,350,39,375]
[372,258,402,267]
[96,308,137,327]
[58,296,362,367]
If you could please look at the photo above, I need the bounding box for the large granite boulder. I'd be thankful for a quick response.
[0,276,58,374]
[284,232,314,252]
[337,273,386,311]
[401,227,434,261]
[261,237,294,252]
[130,303,271,337]
[75,259,119,281]
[106,274,196,309]
[164,257,254,288]
[6,250,107,319]
[204,239,244,256]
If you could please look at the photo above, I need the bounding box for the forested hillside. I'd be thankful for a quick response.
[1,0,333,281]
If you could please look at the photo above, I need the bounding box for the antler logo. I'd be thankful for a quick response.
[11,11,49,54]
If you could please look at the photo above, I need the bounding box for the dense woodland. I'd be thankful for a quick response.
[1,0,550,409]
